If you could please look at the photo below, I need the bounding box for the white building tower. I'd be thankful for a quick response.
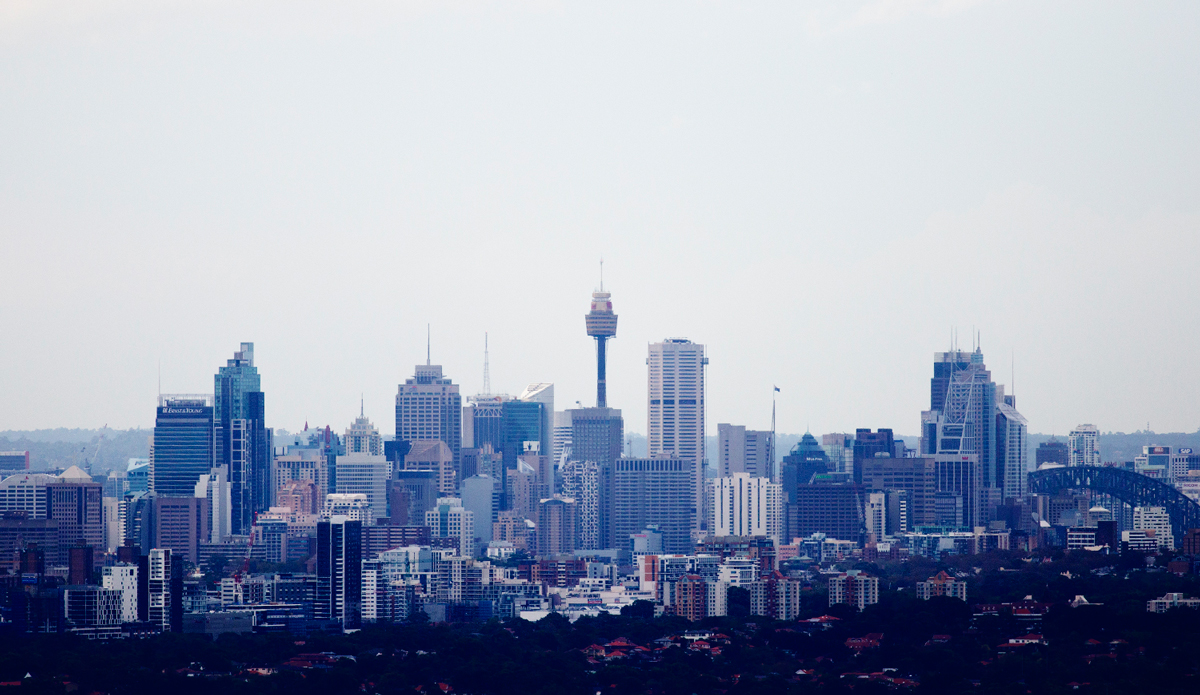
[648,338,707,530]
[1068,424,1101,467]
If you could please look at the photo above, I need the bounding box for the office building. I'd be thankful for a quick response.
[552,411,573,466]
[0,472,56,519]
[794,476,865,544]
[316,517,362,629]
[277,478,319,515]
[0,451,29,473]
[648,339,707,530]
[151,395,214,498]
[46,467,103,567]
[537,496,577,556]
[463,395,507,451]
[461,474,497,545]
[612,456,695,553]
[822,434,854,475]
[1068,425,1102,467]
[274,448,330,503]
[344,413,383,456]
[335,453,389,519]
[403,441,456,495]
[194,469,231,542]
[718,424,773,479]
[395,362,463,473]
[995,394,1028,500]
[709,474,781,541]
[214,343,271,536]
[852,429,895,485]
[828,569,879,611]
[126,458,150,494]
[391,470,440,526]
[568,407,623,548]
[323,493,372,524]
[560,459,600,549]
[517,383,555,461]
[933,454,982,528]
[153,496,210,564]
[1133,506,1173,549]
[1036,438,1070,467]
[426,498,474,557]
[861,456,937,528]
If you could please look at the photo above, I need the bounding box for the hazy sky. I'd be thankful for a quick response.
[2,1,1198,438]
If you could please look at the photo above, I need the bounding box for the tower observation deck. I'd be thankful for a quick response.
[585,289,618,408]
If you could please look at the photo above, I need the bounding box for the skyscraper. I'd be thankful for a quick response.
[344,413,383,456]
[612,456,695,553]
[718,424,773,478]
[1068,425,1101,467]
[710,473,781,541]
[214,343,271,536]
[568,407,623,548]
[46,466,103,566]
[395,363,462,473]
[1036,438,1070,467]
[151,395,214,498]
[517,383,554,459]
[648,339,707,531]
[316,517,362,629]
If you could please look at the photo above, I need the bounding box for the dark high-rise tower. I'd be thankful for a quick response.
[151,395,214,497]
[214,343,270,536]
[585,284,618,408]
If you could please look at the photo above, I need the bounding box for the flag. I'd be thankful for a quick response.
[774,386,780,392]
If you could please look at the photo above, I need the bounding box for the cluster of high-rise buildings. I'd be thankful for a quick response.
[2,286,1198,635]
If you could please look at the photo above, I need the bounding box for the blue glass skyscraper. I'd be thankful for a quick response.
[151,395,214,497]
[214,343,271,535]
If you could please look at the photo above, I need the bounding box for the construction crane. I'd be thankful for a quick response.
[231,513,260,603]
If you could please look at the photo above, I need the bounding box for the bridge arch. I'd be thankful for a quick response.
[1028,465,1200,544]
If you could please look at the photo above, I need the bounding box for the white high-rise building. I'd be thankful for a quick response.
[709,474,780,541]
[866,492,887,541]
[426,497,475,557]
[147,548,174,631]
[1133,506,1174,549]
[344,414,383,456]
[552,410,573,467]
[718,424,773,479]
[648,339,707,530]
[1068,425,1101,467]
[102,564,139,622]
[335,454,390,519]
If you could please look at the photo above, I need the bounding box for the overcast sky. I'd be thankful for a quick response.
[2,1,1198,438]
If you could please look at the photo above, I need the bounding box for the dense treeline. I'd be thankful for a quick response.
[4,552,1200,694]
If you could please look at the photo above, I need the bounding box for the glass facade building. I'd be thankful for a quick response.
[151,395,214,498]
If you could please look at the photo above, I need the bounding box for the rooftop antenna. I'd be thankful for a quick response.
[483,332,492,396]
[426,324,431,366]
[360,394,364,418]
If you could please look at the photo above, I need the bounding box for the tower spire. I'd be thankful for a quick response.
[585,270,618,408]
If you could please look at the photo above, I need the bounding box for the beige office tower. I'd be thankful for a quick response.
[647,339,708,531]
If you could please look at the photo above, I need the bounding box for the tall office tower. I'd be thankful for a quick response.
[463,395,507,450]
[392,470,440,526]
[146,548,183,633]
[502,400,546,471]
[395,363,463,473]
[344,413,382,456]
[46,467,103,566]
[335,453,390,520]
[538,496,578,556]
[426,498,475,557]
[861,456,937,527]
[273,448,329,504]
[933,454,982,529]
[568,407,623,548]
[518,383,554,458]
[718,424,773,478]
[1036,438,1070,467]
[561,459,600,549]
[152,496,209,564]
[102,564,138,623]
[1068,425,1102,467]
[822,433,854,475]
[865,492,887,541]
[612,456,695,553]
[709,474,781,541]
[780,436,831,543]
[460,474,496,546]
[0,472,56,518]
[0,451,29,473]
[995,390,1028,500]
[552,411,573,467]
[151,395,214,497]
[316,517,362,629]
[920,348,999,486]
[585,282,618,408]
[403,441,456,495]
[794,475,866,543]
[214,344,271,536]
[852,429,895,484]
[648,339,707,530]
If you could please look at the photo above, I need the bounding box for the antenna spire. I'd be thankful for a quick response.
[483,332,491,396]
[426,324,431,366]
[360,393,364,418]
